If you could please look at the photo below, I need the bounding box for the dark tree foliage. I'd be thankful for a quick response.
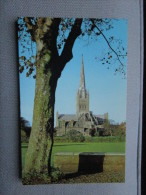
[20,117,31,137]
[89,128,96,137]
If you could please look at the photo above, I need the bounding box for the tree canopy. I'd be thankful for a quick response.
[18,17,127,79]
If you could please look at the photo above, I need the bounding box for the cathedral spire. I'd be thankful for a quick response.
[76,55,89,117]
[80,55,86,90]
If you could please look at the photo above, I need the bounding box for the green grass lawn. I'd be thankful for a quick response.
[21,141,125,170]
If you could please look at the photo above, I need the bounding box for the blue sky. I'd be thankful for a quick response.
[19,19,127,126]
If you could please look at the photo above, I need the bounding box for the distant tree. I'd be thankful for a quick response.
[18,17,127,175]
[103,120,126,137]
[20,117,31,137]
[103,120,113,136]
[20,117,31,142]
[112,122,126,137]
[119,122,126,136]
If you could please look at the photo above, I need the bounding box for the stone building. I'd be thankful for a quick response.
[56,56,108,136]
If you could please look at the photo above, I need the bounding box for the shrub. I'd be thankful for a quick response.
[66,129,85,142]
[22,170,51,184]
[21,130,29,143]
[89,128,96,136]
[22,167,64,184]
[50,167,64,182]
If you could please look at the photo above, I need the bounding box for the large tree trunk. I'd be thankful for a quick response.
[24,18,60,174]
[23,18,82,175]
[24,61,58,174]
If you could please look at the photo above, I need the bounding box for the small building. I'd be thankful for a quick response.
[56,56,108,136]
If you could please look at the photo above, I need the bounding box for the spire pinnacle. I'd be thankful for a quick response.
[81,54,83,65]
[80,55,86,89]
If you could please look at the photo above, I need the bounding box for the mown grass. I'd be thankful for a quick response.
[54,136,126,143]
[21,141,125,169]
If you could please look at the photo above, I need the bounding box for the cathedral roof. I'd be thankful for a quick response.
[58,113,105,122]
[94,114,105,119]
[58,114,77,121]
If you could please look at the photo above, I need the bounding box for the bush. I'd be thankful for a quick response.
[22,167,64,184]
[89,128,96,136]
[66,129,85,142]
[22,170,51,184]
[21,130,29,143]
[50,167,64,182]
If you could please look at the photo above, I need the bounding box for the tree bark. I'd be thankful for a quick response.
[24,18,60,174]
[24,62,57,174]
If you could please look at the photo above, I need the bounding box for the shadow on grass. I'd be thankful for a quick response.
[63,152,105,180]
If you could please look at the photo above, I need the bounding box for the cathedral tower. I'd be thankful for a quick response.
[76,55,89,118]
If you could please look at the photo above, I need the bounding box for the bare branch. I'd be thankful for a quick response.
[91,19,126,68]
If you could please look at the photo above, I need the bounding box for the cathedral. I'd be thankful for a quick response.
[56,56,108,136]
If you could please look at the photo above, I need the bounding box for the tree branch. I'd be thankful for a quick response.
[58,19,83,74]
[91,19,125,68]
[23,17,37,41]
